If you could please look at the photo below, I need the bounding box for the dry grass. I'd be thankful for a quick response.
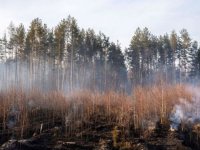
[0,83,193,141]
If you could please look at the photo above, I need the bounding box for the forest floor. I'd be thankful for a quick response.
[0,123,193,150]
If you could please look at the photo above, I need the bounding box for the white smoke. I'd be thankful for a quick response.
[170,87,200,130]
[170,105,184,130]
[7,105,20,129]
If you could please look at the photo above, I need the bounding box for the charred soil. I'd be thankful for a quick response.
[0,121,196,150]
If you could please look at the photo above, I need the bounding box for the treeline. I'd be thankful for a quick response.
[126,28,200,85]
[0,16,127,91]
[0,16,200,91]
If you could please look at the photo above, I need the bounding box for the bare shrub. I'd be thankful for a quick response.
[0,83,194,141]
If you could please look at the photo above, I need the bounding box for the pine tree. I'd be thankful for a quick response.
[54,19,66,62]
[169,30,178,82]
[47,29,55,58]
[108,42,127,89]
[7,22,16,50]
[85,29,97,62]
[140,27,152,84]
[195,48,200,77]
[15,24,25,57]
[180,29,191,81]
[189,41,198,77]
[163,34,171,81]
[126,27,142,85]
[170,30,178,66]
[157,36,166,68]
[26,18,48,57]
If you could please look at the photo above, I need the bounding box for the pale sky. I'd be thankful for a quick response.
[0,0,200,49]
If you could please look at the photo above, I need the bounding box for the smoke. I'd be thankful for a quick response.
[7,105,20,129]
[0,58,128,94]
[170,86,200,130]
[170,105,184,130]
[0,59,93,93]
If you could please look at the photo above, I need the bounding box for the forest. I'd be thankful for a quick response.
[0,16,200,149]
[0,16,200,91]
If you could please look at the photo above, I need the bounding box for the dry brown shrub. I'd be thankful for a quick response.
[0,83,194,140]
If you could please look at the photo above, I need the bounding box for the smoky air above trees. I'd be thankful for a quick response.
[0,16,200,93]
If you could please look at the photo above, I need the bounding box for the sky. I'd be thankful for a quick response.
[0,0,200,49]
